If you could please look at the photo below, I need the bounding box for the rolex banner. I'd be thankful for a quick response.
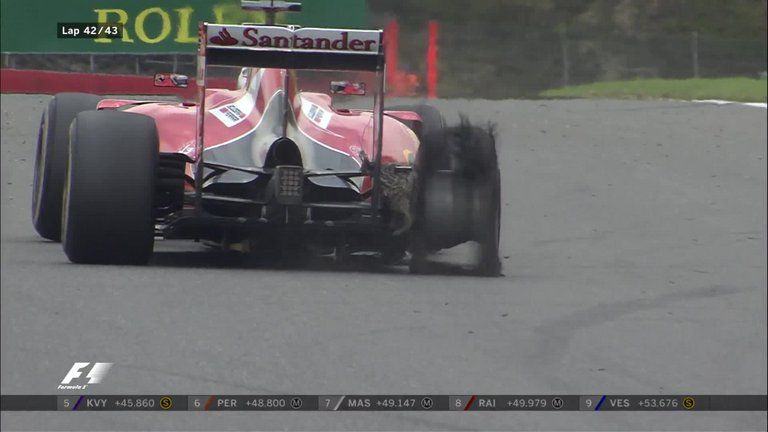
[0,0,369,53]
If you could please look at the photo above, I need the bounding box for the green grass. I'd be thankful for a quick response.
[540,78,767,103]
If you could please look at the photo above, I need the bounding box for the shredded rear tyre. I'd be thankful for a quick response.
[410,117,502,276]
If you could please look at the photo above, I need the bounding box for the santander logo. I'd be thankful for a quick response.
[209,28,238,46]
[208,25,379,53]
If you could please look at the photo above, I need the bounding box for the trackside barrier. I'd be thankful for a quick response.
[0,68,235,97]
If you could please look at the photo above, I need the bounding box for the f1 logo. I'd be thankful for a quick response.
[60,363,113,389]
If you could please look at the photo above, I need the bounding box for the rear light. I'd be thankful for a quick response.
[274,165,303,205]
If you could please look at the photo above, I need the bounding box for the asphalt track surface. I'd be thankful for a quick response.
[1,94,766,431]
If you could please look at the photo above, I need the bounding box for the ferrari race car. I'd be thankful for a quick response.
[31,1,501,275]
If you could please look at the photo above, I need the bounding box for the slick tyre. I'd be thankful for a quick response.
[62,111,158,264]
[32,93,101,241]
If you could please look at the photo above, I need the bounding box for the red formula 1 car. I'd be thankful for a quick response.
[32,1,501,275]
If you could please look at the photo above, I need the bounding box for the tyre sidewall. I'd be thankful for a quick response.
[62,110,158,264]
[32,93,101,241]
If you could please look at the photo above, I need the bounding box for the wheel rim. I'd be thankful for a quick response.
[32,111,48,219]
[60,121,73,245]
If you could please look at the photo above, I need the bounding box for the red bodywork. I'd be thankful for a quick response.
[96,68,420,193]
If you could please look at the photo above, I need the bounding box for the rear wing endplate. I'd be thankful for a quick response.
[204,24,383,71]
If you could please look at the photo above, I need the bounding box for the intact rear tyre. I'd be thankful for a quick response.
[62,110,158,264]
[32,93,101,241]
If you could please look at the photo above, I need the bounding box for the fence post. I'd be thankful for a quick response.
[426,20,439,99]
[172,54,178,74]
[691,31,700,78]
[384,20,399,90]
[560,30,570,86]
[89,54,95,73]
[135,56,140,75]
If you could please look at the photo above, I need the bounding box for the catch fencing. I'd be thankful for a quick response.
[384,21,767,98]
[2,5,766,99]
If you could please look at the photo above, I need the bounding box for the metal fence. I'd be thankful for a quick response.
[2,53,197,76]
[386,22,767,98]
[2,26,766,99]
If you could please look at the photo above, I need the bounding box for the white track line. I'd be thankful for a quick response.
[693,99,766,109]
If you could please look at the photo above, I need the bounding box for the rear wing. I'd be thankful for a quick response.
[204,24,383,71]
[193,22,388,215]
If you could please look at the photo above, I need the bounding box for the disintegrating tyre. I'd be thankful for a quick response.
[473,159,502,276]
[386,104,450,270]
[410,116,501,276]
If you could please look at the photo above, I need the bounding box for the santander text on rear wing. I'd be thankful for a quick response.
[203,24,384,71]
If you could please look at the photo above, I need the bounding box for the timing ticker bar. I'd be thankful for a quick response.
[0,395,56,411]
[451,395,578,411]
[187,395,318,411]
[580,395,710,411]
[0,395,766,411]
[579,395,768,411]
[710,395,768,411]
[319,395,447,411]
[56,395,188,411]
